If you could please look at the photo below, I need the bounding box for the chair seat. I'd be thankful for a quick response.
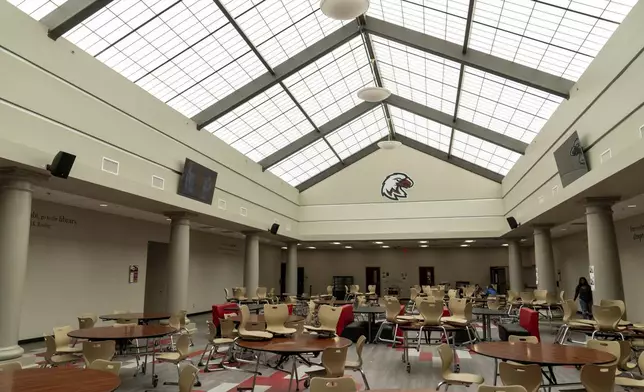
[212,338,235,345]
[397,315,421,321]
[574,319,596,326]
[157,352,181,361]
[304,325,335,333]
[56,346,83,354]
[345,360,360,369]
[568,321,595,329]
[616,376,644,387]
[52,354,81,364]
[441,316,468,326]
[240,331,274,340]
[444,372,484,384]
[266,327,297,335]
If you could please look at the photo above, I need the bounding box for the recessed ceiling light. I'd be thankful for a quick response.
[357,86,391,102]
[281,246,287,250]
[373,241,383,244]
[502,243,509,247]
[297,243,301,246]
[166,218,171,221]
[381,245,390,249]
[464,239,475,243]
[420,245,428,248]
[520,238,527,242]
[331,242,341,245]
[320,0,369,20]
[628,205,637,208]
[99,204,108,207]
[307,246,316,249]
[344,246,352,249]
[460,244,470,247]
[418,240,428,244]
[561,228,567,231]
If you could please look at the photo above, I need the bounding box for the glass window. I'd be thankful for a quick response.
[451,130,521,175]
[8,0,68,20]
[326,106,389,159]
[389,106,451,152]
[268,139,340,186]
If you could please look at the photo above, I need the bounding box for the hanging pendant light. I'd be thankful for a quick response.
[357,86,391,102]
[378,117,401,150]
[320,0,370,20]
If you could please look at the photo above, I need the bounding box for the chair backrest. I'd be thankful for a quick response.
[224,288,231,298]
[83,340,116,366]
[285,320,305,335]
[562,299,576,322]
[419,300,443,326]
[53,325,74,348]
[306,301,316,324]
[448,298,469,320]
[327,285,333,295]
[464,286,476,297]
[478,386,527,392]
[310,377,358,392]
[318,305,342,331]
[168,314,182,329]
[356,296,367,307]
[179,310,188,327]
[592,305,622,331]
[448,289,458,299]
[43,335,57,363]
[618,340,633,371]
[437,343,454,378]
[507,290,517,302]
[422,285,431,295]
[354,335,366,367]
[0,361,22,372]
[498,362,542,392]
[207,320,218,341]
[431,288,443,298]
[587,339,620,366]
[78,317,95,330]
[264,304,289,330]
[487,297,501,310]
[321,346,348,377]
[410,287,419,300]
[520,291,534,303]
[580,364,617,392]
[89,359,121,375]
[559,290,566,303]
[385,298,401,322]
[508,335,538,344]
[179,364,200,392]
[175,334,191,359]
[367,285,376,294]
[533,289,547,302]
[257,287,267,299]
[600,299,625,318]
[239,305,252,333]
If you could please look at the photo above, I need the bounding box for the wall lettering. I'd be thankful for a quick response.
[30,210,78,229]
[630,224,644,242]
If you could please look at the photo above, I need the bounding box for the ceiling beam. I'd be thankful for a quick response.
[396,135,504,183]
[385,94,527,154]
[364,16,574,99]
[192,22,362,129]
[41,0,114,40]
[296,136,387,192]
[259,101,379,169]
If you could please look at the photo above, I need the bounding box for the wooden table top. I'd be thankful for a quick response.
[227,314,304,324]
[470,342,616,366]
[0,368,120,392]
[98,312,171,321]
[68,325,178,340]
[313,300,354,306]
[236,334,352,353]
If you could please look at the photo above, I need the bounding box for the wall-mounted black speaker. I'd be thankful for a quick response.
[269,223,280,235]
[46,151,76,179]
[506,216,519,229]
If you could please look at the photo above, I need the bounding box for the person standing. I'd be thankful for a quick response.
[574,277,593,319]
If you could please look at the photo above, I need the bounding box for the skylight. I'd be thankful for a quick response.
[388,106,451,152]
[451,131,521,175]
[8,0,67,19]
[268,139,339,186]
[326,107,389,159]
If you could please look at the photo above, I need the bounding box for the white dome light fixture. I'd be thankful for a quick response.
[357,86,391,102]
[377,140,402,150]
[320,0,370,20]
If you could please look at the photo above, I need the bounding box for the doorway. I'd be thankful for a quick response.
[490,266,508,294]
[280,264,305,295]
[365,267,381,295]
[419,267,435,287]
[144,241,169,313]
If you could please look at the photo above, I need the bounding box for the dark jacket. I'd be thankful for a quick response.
[574,283,593,302]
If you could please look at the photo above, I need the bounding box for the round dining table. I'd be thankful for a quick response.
[470,341,616,386]
[236,334,352,392]
[98,312,171,324]
[227,314,304,324]
[313,299,354,306]
[0,368,120,392]
[68,325,177,387]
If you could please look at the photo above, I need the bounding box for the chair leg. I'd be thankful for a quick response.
[198,343,211,366]
[437,381,445,390]
[417,326,424,351]
[359,369,371,390]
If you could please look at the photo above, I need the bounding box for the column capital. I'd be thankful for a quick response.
[584,197,620,210]
[0,166,50,189]
[533,224,553,234]
[164,211,194,226]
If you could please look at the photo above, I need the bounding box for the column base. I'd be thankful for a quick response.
[0,344,25,361]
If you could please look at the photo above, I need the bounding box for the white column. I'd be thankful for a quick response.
[585,198,624,303]
[0,168,44,361]
[534,225,557,294]
[508,240,524,292]
[244,234,259,298]
[166,214,190,314]
[286,243,298,295]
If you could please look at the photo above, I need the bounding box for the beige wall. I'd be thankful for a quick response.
[299,146,506,240]
[297,247,509,297]
[21,200,280,340]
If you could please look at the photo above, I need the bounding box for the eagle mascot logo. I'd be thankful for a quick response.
[381,173,414,201]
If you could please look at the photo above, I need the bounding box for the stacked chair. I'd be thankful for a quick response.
[305,305,342,336]
[264,304,297,335]
[199,319,236,372]
[239,305,273,340]
[156,334,201,387]
[375,297,404,346]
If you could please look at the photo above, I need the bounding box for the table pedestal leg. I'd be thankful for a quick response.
[238,354,261,392]
[493,358,498,385]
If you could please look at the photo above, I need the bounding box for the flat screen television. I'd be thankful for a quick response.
[177,159,217,205]
[554,131,589,188]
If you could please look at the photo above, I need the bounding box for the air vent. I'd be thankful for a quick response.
[552,185,558,196]
[151,175,164,190]
[101,157,119,175]
[600,148,612,163]
[218,199,227,210]
[239,207,248,217]
[538,195,544,204]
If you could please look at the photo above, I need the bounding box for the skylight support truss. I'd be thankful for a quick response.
[192,21,362,129]
[363,16,575,99]
[41,0,114,40]
[386,95,527,154]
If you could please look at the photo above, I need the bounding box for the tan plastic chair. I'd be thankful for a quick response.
[179,364,200,392]
[285,320,305,335]
[305,346,349,382]
[78,316,96,330]
[478,386,527,392]
[587,340,620,367]
[580,364,617,392]
[375,298,404,345]
[0,361,22,372]
[448,289,458,299]
[53,326,82,353]
[442,298,472,327]
[305,305,341,335]
[89,359,122,375]
[556,299,596,343]
[592,305,625,339]
[82,340,115,367]
[417,300,448,350]
[600,299,626,318]
[238,305,273,340]
[42,335,81,367]
[199,319,236,371]
[487,297,501,310]
[422,285,432,295]
[156,335,201,387]
[617,340,638,372]
[616,352,644,388]
[255,287,269,303]
[327,285,334,296]
[345,335,370,389]
[367,285,376,295]
[498,362,542,392]
[265,304,297,335]
[310,377,358,392]
[410,287,419,301]
[520,291,534,305]
[508,335,539,344]
[437,343,484,390]
[533,290,548,304]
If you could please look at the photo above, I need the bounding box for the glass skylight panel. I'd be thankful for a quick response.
[458,67,563,143]
[470,0,636,81]
[388,106,451,152]
[326,107,389,159]
[63,0,265,118]
[8,0,67,20]
[220,0,346,67]
[451,131,521,175]
[283,37,373,126]
[205,85,312,163]
[367,0,470,45]
[268,139,340,186]
[372,36,460,115]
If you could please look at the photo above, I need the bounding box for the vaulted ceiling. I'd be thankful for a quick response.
[11,0,637,190]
